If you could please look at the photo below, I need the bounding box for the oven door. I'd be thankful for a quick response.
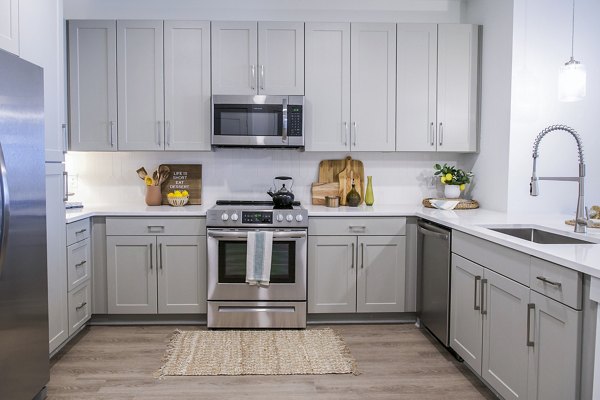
[207,229,307,301]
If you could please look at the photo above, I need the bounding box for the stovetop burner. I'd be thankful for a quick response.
[216,200,301,208]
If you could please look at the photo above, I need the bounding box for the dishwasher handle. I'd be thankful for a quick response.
[417,224,450,241]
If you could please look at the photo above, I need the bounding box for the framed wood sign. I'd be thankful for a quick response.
[159,164,202,205]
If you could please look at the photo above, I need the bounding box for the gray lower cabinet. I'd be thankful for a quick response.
[106,234,206,314]
[308,232,405,314]
[451,231,583,400]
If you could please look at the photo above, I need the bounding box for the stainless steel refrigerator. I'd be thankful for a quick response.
[0,50,49,399]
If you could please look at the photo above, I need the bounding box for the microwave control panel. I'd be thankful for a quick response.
[242,211,273,224]
[287,106,303,137]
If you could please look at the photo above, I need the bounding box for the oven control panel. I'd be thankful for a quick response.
[242,211,273,224]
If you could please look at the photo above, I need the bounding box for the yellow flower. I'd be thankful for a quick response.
[460,184,466,191]
[445,173,453,181]
[144,176,153,186]
[441,176,446,184]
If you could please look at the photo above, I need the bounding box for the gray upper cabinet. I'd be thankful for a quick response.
[164,20,211,151]
[117,20,164,151]
[396,24,478,152]
[304,22,351,152]
[68,20,117,151]
[211,21,304,95]
[0,0,19,55]
[350,23,396,152]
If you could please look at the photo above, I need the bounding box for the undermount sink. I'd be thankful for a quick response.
[485,226,596,245]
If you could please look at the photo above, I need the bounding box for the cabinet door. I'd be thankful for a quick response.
[157,236,207,314]
[436,24,478,152]
[164,20,211,151]
[211,21,257,95]
[308,236,356,313]
[106,236,158,314]
[450,254,484,374]
[356,236,405,313]
[46,163,68,353]
[304,22,350,151]
[117,20,164,151]
[68,20,117,151]
[0,0,18,55]
[350,23,396,151]
[258,21,304,95]
[528,291,581,400]
[482,268,530,400]
[396,24,437,151]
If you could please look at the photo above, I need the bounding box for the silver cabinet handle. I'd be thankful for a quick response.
[0,142,10,280]
[62,123,68,153]
[75,260,87,268]
[165,120,171,147]
[281,98,288,143]
[474,275,481,310]
[536,276,562,288]
[439,122,443,146]
[147,225,165,233]
[480,278,488,315]
[260,64,265,90]
[342,121,348,146]
[351,242,355,269]
[250,65,256,90]
[349,225,366,233]
[361,243,364,269]
[352,121,357,146]
[527,303,535,347]
[63,171,69,202]
[417,225,449,241]
[157,121,162,146]
[75,228,87,234]
[430,122,435,146]
[109,120,115,147]
[149,243,153,270]
[159,243,163,270]
[75,301,87,311]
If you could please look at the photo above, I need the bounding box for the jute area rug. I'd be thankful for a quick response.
[157,328,358,377]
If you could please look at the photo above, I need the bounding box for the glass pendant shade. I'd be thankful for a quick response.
[558,58,586,102]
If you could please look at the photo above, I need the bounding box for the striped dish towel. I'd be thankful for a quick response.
[246,231,273,286]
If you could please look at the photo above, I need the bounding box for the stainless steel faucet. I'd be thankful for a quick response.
[530,124,588,233]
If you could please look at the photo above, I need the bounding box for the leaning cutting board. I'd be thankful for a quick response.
[159,164,202,205]
[317,156,364,205]
[311,182,340,205]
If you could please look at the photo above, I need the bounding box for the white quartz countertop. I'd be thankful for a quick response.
[66,203,600,278]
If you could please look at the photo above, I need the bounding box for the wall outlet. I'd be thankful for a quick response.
[68,174,78,190]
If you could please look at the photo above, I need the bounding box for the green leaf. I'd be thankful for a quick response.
[434,164,441,170]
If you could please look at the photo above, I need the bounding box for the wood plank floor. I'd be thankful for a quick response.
[48,324,496,400]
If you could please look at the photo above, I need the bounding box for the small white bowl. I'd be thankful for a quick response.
[167,196,189,207]
[430,199,460,210]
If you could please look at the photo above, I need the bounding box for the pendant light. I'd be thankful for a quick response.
[558,0,586,102]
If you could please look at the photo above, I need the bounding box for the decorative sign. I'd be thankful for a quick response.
[159,164,202,205]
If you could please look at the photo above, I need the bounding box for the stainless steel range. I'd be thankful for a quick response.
[206,200,308,328]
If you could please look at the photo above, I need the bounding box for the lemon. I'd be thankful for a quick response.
[440,177,446,184]
[445,173,453,181]
[460,184,466,191]
[182,190,189,197]
[167,193,174,198]
[174,190,181,195]
[174,192,182,198]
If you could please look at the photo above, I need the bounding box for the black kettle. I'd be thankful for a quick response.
[267,176,295,208]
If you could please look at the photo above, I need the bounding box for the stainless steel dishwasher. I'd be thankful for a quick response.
[417,219,452,346]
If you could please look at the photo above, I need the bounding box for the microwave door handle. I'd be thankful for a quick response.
[281,98,288,144]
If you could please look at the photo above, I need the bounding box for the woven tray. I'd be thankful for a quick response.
[422,198,480,210]
[565,219,600,229]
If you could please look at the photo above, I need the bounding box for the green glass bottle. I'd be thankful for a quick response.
[346,180,361,207]
[365,176,374,206]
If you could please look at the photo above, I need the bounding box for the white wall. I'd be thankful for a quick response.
[64,0,462,23]
[507,0,600,215]
[461,0,514,212]
[66,151,463,207]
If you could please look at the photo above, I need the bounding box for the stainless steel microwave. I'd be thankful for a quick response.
[212,95,304,148]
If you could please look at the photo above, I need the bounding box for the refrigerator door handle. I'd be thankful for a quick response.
[0,142,10,279]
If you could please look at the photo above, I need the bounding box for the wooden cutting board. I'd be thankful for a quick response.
[311,182,340,205]
[318,156,364,185]
[324,156,363,205]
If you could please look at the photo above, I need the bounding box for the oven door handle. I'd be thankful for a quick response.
[208,231,306,239]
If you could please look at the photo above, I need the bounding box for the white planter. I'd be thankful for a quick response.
[444,184,461,199]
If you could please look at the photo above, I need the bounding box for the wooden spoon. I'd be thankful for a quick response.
[136,167,148,180]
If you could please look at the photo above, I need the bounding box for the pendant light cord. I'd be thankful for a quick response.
[570,0,576,59]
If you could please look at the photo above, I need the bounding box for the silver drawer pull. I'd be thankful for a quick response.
[148,225,165,233]
[75,260,87,268]
[349,225,366,232]
[536,276,562,288]
[75,228,87,234]
[76,301,87,311]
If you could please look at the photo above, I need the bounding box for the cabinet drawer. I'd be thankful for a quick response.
[68,281,91,336]
[530,257,582,310]
[67,218,90,245]
[308,217,406,236]
[106,217,206,236]
[67,238,91,291]
[452,231,530,286]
